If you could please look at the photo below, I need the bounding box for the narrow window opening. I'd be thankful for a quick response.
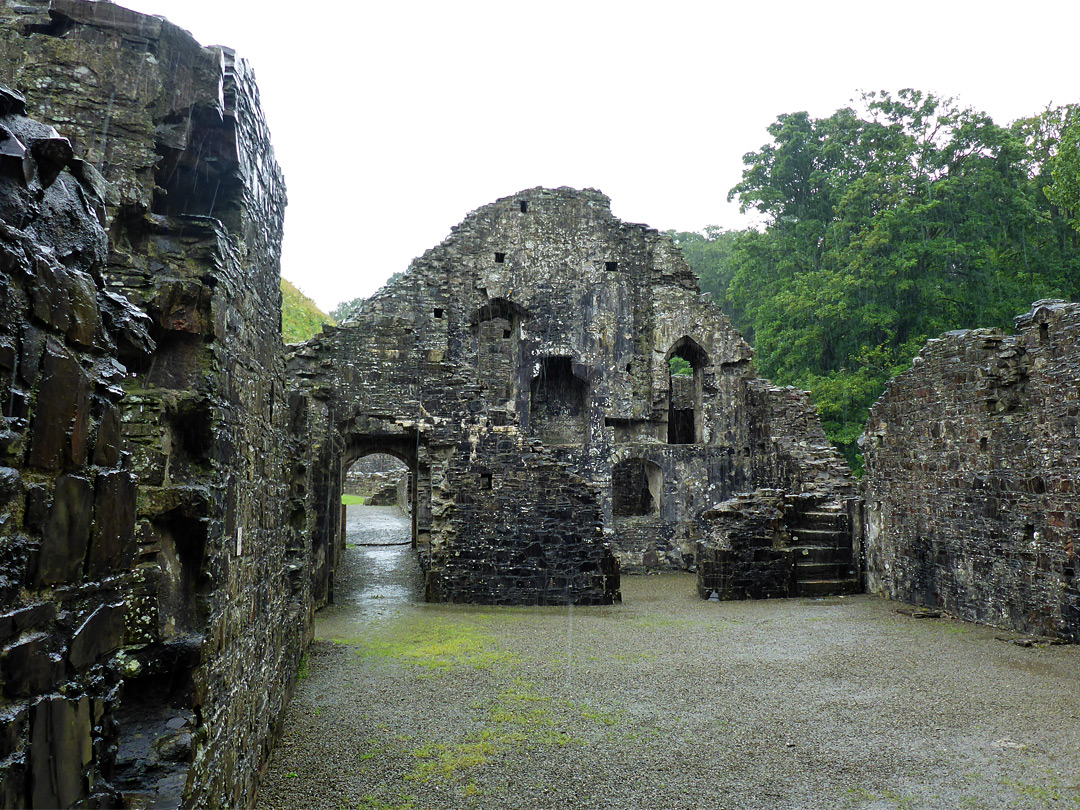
[433,308,444,319]
[979,437,989,451]
[1039,322,1049,344]
[494,252,505,263]
[502,328,512,339]
[666,337,708,444]
[669,410,696,444]
[480,472,493,490]
[518,201,527,213]
[605,261,618,272]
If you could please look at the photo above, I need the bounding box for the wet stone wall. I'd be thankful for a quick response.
[2,3,304,807]
[0,82,152,809]
[863,300,1080,641]
[289,186,854,605]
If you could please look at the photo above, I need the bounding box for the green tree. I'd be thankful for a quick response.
[1045,105,1080,233]
[724,90,1080,471]
[330,296,365,324]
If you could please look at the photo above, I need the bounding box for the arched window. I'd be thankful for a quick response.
[471,298,526,407]
[666,337,708,444]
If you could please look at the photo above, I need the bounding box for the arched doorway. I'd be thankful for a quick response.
[341,434,421,552]
[344,453,412,511]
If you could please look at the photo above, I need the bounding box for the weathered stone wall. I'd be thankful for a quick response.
[289,187,854,604]
[2,3,305,806]
[0,83,152,809]
[863,300,1080,641]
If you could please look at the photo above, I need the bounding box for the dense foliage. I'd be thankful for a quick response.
[1046,106,1080,233]
[674,91,1080,471]
[281,278,335,343]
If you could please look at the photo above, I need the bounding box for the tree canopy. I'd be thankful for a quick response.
[678,90,1080,471]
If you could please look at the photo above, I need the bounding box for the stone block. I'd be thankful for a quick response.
[27,341,87,471]
[0,704,28,758]
[1,634,64,697]
[87,469,137,577]
[29,696,92,809]
[92,402,121,467]
[69,603,125,670]
[0,757,27,809]
[65,267,102,347]
[0,465,19,511]
[30,262,72,334]
[17,323,44,387]
[36,473,93,585]
[0,603,56,645]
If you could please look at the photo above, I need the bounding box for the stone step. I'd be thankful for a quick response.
[787,526,845,542]
[794,561,855,580]
[789,543,851,563]
[795,578,861,597]
[789,513,848,530]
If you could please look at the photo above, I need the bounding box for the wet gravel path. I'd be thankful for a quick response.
[257,506,1080,809]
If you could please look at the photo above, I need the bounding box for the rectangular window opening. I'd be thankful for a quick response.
[433,308,444,319]
[605,261,618,272]
[480,472,493,490]
[502,328,512,339]
[494,252,505,263]
[518,201,528,213]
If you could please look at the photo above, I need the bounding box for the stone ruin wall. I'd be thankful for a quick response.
[863,300,1080,641]
[0,2,312,806]
[0,81,152,809]
[289,187,856,606]
[13,0,1078,804]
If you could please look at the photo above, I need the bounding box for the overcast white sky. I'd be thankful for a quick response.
[117,0,1079,313]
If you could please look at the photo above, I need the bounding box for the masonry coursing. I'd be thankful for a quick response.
[1,2,300,806]
[288,186,858,606]
[1,1,1078,808]
[863,300,1080,641]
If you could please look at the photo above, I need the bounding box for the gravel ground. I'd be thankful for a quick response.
[257,506,1080,810]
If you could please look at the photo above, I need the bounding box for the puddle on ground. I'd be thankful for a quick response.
[318,506,424,635]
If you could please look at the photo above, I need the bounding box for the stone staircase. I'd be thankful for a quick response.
[786,500,860,597]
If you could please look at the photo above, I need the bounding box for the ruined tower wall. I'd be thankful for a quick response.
[862,301,1080,641]
[292,187,853,602]
[2,3,306,806]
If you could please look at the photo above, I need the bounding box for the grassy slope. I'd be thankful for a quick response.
[281,277,335,343]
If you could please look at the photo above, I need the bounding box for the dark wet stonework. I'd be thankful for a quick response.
[258,505,1080,810]
[2,1,1079,806]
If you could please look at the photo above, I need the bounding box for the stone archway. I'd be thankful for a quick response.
[341,433,422,554]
